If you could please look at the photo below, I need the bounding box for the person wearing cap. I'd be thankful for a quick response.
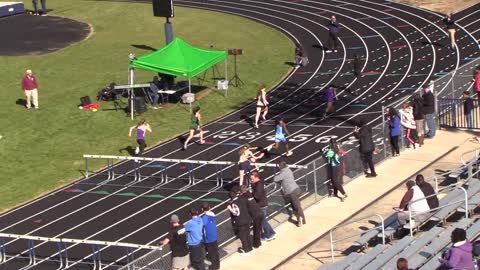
[21,69,39,110]
[201,202,220,270]
[161,215,190,270]
[422,82,436,138]
[274,161,306,227]
[184,208,205,270]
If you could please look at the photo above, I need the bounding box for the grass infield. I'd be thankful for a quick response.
[0,0,293,212]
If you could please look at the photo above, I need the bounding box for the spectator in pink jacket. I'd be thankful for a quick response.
[21,69,39,110]
[473,66,480,104]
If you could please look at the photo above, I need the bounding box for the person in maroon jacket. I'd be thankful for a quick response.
[21,69,39,110]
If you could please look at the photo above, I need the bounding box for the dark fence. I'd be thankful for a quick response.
[438,98,479,129]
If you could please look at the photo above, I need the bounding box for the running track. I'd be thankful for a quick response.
[0,1,478,269]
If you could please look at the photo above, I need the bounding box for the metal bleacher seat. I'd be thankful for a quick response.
[351,214,398,249]
[361,236,414,270]
[430,179,480,224]
[384,227,445,269]
[458,187,480,214]
[344,244,387,270]
[408,218,474,269]
[320,252,361,270]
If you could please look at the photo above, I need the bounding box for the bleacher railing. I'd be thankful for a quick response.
[438,98,480,129]
[328,214,385,262]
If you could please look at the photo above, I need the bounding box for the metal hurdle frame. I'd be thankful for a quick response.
[83,155,307,187]
[0,232,162,270]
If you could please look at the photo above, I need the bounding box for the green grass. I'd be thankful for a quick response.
[0,0,293,212]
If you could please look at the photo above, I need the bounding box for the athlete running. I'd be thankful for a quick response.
[272,118,292,157]
[183,106,205,150]
[128,119,152,156]
[254,86,269,129]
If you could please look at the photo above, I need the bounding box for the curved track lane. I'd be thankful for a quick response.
[0,0,478,269]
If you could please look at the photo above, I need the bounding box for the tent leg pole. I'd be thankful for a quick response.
[189,79,192,112]
[225,59,228,97]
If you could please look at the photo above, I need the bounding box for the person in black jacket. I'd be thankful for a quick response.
[240,185,263,249]
[353,118,377,178]
[227,189,253,255]
[412,93,425,147]
[443,12,457,49]
[415,174,439,210]
[250,172,276,241]
[463,91,474,129]
[422,83,436,138]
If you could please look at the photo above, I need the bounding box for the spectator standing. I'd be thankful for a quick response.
[439,228,475,269]
[184,208,206,270]
[464,91,474,129]
[241,185,263,249]
[227,189,253,255]
[250,172,277,241]
[443,12,457,49]
[323,138,347,201]
[274,161,306,227]
[21,69,39,110]
[473,66,480,103]
[412,93,425,147]
[387,107,401,156]
[201,203,220,270]
[422,83,436,138]
[128,119,152,156]
[415,174,439,210]
[399,102,417,149]
[32,0,47,16]
[326,16,339,53]
[396,180,430,226]
[353,118,377,177]
[161,215,190,270]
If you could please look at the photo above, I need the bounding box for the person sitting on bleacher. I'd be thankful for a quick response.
[148,76,161,109]
[438,228,475,270]
[415,174,439,210]
[396,180,430,227]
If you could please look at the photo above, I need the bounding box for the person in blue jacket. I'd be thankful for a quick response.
[387,107,401,156]
[185,208,205,270]
[201,202,220,270]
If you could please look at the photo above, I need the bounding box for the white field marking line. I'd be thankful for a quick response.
[455,2,480,16]
[1,1,354,261]
[457,9,480,23]
[392,0,480,50]
[328,0,437,107]
[0,2,328,232]
[62,23,396,270]
[0,0,330,222]
[32,1,387,266]
[102,100,402,269]
[463,17,480,28]
[356,0,460,108]
[471,28,480,35]
[13,0,420,262]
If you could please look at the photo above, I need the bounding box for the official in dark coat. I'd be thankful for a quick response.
[354,118,377,177]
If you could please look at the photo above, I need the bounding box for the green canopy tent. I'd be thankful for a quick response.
[128,38,228,115]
